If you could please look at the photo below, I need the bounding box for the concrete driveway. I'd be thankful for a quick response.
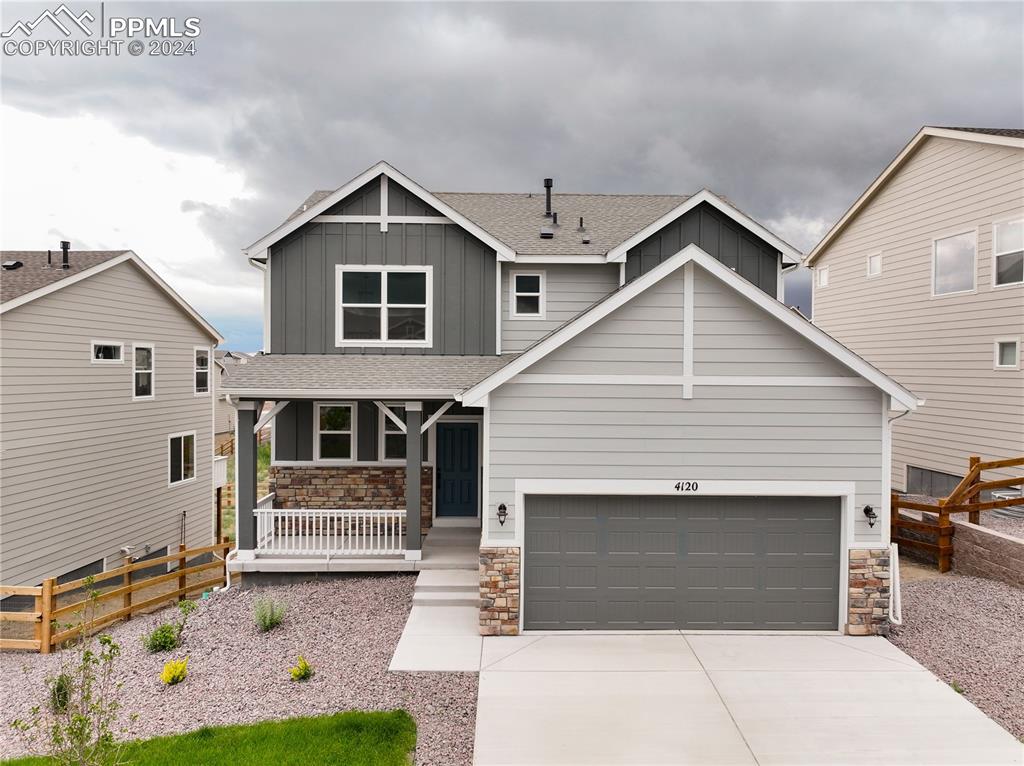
[473,634,1023,766]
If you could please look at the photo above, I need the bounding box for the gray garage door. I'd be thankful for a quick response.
[524,495,841,631]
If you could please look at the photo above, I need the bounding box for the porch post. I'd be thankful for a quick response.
[235,402,259,555]
[405,401,423,560]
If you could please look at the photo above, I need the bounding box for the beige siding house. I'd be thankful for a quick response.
[0,247,223,587]
[806,127,1024,495]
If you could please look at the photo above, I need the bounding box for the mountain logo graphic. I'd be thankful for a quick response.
[1,4,95,38]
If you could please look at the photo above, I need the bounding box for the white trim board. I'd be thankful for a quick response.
[605,189,802,265]
[0,251,224,343]
[243,160,516,261]
[459,243,920,411]
[805,126,1024,266]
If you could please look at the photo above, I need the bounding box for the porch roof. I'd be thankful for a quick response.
[220,353,518,399]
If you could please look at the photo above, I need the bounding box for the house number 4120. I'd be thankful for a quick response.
[674,481,699,492]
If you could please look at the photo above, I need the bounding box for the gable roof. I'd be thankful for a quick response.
[805,126,1024,265]
[458,243,919,410]
[243,161,517,261]
[0,250,224,343]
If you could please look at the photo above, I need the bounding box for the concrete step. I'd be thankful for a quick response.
[423,528,480,547]
[411,590,479,607]
[418,549,479,571]
[415,569,478,591]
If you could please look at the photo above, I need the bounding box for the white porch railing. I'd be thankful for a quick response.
[254,508,406,556]
[213,456,229,488]
[256,492,276,510]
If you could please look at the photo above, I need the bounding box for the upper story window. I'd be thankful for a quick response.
[335,266,432,347]
[133,343,154,400]
[866,252,882,278]
[994,220,1023,286]
[194,347,210,395]
[169,432,195,485]
[933,231,976,296]
[315,402,354,461]
[816,266,829,288]
[510,271,546,318]
[91,341,123,363]
[380,404,407,461]
[995,338,1020,370]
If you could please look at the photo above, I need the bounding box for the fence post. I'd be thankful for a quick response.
[216,487,223,541]
[967,455,981,525]
[221,536,229,586]
[177,543,187,601]
[123,555,134,619]
[937,510,953,573]
[39,578,54,654]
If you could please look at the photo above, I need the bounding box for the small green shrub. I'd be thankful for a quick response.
[253,597,286,633]
[161,658,188,686]
[143,623,180,653]
[289,655,313,682]
[951,680,965,694]
[49,672,72,713]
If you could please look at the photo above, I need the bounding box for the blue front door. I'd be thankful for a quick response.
[435,422,478,518]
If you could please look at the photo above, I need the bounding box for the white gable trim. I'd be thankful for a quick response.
[805,127,1024,266]
[243,160,517,261]
[459,243,918,410]
[605,189,802,265]
[0,251,223,343]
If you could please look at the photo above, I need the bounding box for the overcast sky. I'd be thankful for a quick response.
[2,1,1021,348]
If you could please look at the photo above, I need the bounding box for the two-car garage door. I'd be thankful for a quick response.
[523,495,841,631]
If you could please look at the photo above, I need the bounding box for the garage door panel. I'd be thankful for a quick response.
[524,495,841,631]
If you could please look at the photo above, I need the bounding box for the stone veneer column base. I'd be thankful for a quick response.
[847,548,891,636]
[480,547,520,636]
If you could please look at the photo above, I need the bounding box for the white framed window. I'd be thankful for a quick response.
[314,402,355,461]
[994,337,1020,370]
[335,265,432,347]
[168,431,196,485]
[866,252,882,278]
[932,230,976,296]
[993,219,1023,287]
[90,341,123,364]
[509,271,546,319]
[194,347,211,395]
[816,266,829,288]
[132,343,154,400]
[379,404,407,462]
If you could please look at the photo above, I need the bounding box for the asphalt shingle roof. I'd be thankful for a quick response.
[0,250,129,303]
[934,127,1024,139]
[221,353,518,396]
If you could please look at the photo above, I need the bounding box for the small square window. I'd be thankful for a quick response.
[867,253,882,277]
[995,339,1020,370]
[511,272,545,318]
[91,342,123,363]
[816,266,830,288]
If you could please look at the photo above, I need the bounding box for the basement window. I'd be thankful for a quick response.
[510,271,545,318]
[315,403,354,461]
[91,341,123,363]
[169,432,196,485]
[336,266,432,346]
[994,220,1023,286]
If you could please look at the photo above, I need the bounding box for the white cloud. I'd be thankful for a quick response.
[765,214,832,255]
[0,105,261,332]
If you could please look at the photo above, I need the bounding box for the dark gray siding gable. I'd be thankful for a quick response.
[323,178,380,215]
[624,202,780,294]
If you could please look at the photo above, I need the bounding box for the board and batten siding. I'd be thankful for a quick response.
[812,136,1024,490]
[501,263,621,353]
[0,262,216,587]
[485,265,886,545]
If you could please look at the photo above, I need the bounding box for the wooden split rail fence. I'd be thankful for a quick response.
[0,539,232,654]
[892,455,1024,572]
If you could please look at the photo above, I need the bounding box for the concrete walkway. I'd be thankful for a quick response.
[474,634,1023,765]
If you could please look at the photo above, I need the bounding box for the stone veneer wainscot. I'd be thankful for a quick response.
[847,548,891,635]
[269,465,433,534]
[480,547,520,635]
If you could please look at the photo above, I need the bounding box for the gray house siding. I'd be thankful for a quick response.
[501,263,621,353]
[270,176,497,356]
[0,261,216,587]
[485,265,886,546]
[625,202,780,295]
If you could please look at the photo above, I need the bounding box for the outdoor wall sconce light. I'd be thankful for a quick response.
[863,505,878,528]
[497,504,508,526]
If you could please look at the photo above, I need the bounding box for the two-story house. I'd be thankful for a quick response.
[0,245,224,589]
[224,161,919,637]
[806,127,1024,498]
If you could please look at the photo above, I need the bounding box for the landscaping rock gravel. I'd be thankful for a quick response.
[981,514,1024,539]
[0,574,477,765]
[889,575,1024,739]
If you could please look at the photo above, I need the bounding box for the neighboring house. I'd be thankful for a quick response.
[224,161,917,637]
[0,245,224,588]
[214,351,249,447]
[806,127,1024,497]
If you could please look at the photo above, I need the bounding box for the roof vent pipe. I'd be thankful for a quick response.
[552,212,558,226]
[543,178,553,218]
[60,240,70,270]
[577,217,585,231]
[46,249,51,269]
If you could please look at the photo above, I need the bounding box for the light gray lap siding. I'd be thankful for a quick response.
[0,262,216,587]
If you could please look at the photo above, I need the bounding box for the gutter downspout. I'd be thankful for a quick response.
[889,542,902,625]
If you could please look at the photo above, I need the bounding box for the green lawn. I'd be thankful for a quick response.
[4,710,416,766]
